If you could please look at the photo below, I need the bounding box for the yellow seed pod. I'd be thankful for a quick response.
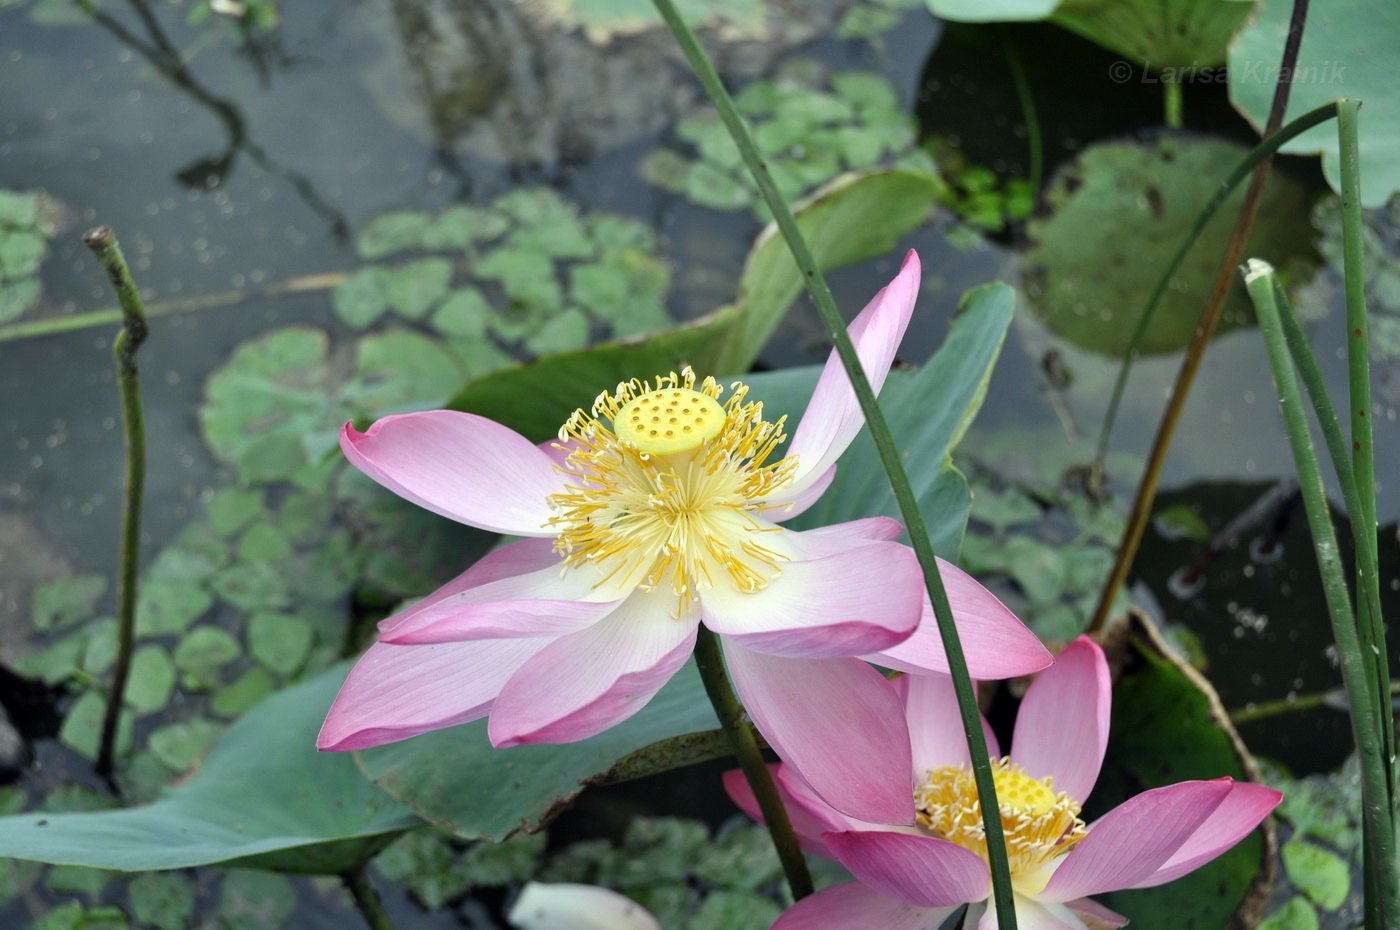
[614,387,725,455]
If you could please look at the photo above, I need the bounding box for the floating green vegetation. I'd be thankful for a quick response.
[333,189,672,357]
[1021,134,1315,357]
[959,429,1138,643]
[639,61,937,219]
[835,0,925,39]
[5,0,278,36]
[1257,757,1365,929]
[0,189,57,324]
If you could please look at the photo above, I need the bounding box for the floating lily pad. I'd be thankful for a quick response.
[127,872,196,930]
[216,870,296,930]
[58,691,133,761]
[246,612,314,677]
[148,719,224,773]
[1258,897,1320,930]
[32,575,106,633]
[1281,839,1349,911]
[172,626,242,691]
[0,188,56,323]
[135,579,214,637]
[1232,0,1400,207]
[1022,134,1314,357]
[199,327,342,482]
[0,666,420,872]
[124,646,176,714]
[211,667,277,718]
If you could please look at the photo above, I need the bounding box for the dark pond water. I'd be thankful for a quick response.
[0,1,1396,928]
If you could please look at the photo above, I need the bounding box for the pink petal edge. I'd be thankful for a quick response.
[825,830,990,909]
[341,411,562,536]
[1010,637,1110,804]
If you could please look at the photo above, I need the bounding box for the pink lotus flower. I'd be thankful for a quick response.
[727,637,1282,929]
[317,251,1050,821]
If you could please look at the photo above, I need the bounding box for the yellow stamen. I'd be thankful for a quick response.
[914,758,1086,895]
[546,368,798,614]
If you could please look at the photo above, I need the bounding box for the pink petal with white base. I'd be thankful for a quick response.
[341,411,562,536]
[776,764,908,836]
[893,673,1000,773]
[979,896,1088,930]
[721,767,838,858]
[792,515,905,545]
[1126,781,1282,888]
[783,251,921,498]
[377,537,562,633]
[1038,779,1234,903]
[773,882,955,930]
[380,563,622,644]
[701,541,922,658]
[767,462,836,521]
[1065,897,1128,927]
[316,636,548,751]
[863,560,1051,678]
[723,643,914,825]
[1010,637,1110,803]
[487,590,699,747]
[826,830,990,909]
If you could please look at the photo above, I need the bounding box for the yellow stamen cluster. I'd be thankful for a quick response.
[546,368,798,614]
[914,758,1086,894]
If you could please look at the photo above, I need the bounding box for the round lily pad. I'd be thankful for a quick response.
[1022,133,1315,357]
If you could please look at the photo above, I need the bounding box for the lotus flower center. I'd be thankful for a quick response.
[914,758,1086,893]
[545,368,799,613]
[614,387,726,455]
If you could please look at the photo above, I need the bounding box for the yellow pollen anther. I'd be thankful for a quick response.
[614,388,725,455]
[914,758,1087,893]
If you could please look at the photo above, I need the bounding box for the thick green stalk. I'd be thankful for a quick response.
[343,864,397,930]
[648,2,1017,925]
[1336,99,1393,797]
[1244,261,1396,930]
[1164,80,1183,129]
[1091,101,1340,480]
[693,627,813,900]
[84,227,148,780]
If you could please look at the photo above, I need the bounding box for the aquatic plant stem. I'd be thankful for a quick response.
[343,864,397,930]
[650,2,1017,925]
[1087,0,1311,635]
[1001,28,1042,194]
[1336,99,1393,795]
[693,627,813,900]
[1090,101,1340,485]
[1164,80,1183,129]
[85,226,148,780]
[1244,261,1396,930]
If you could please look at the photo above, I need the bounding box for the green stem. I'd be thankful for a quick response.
[693,627,813,900]
[1001,27,1042,194]
[1164,80,1183,129]
[84,227,148,781]
[343,864,397,930]
[649,1,1016,924]
[1087,0,1312,634]
[1244,260,1396,930]
[1090,101,1340,484]
[1336,98,1393,798]
[1229,681,1400,726]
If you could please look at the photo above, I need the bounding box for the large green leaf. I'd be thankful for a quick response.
[1091,613,1274,930]
[1231,0,1400,207]
[0,667,420,873]
[927,0,1252,68]
[357,659,722,842]
[709,168,944,374]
